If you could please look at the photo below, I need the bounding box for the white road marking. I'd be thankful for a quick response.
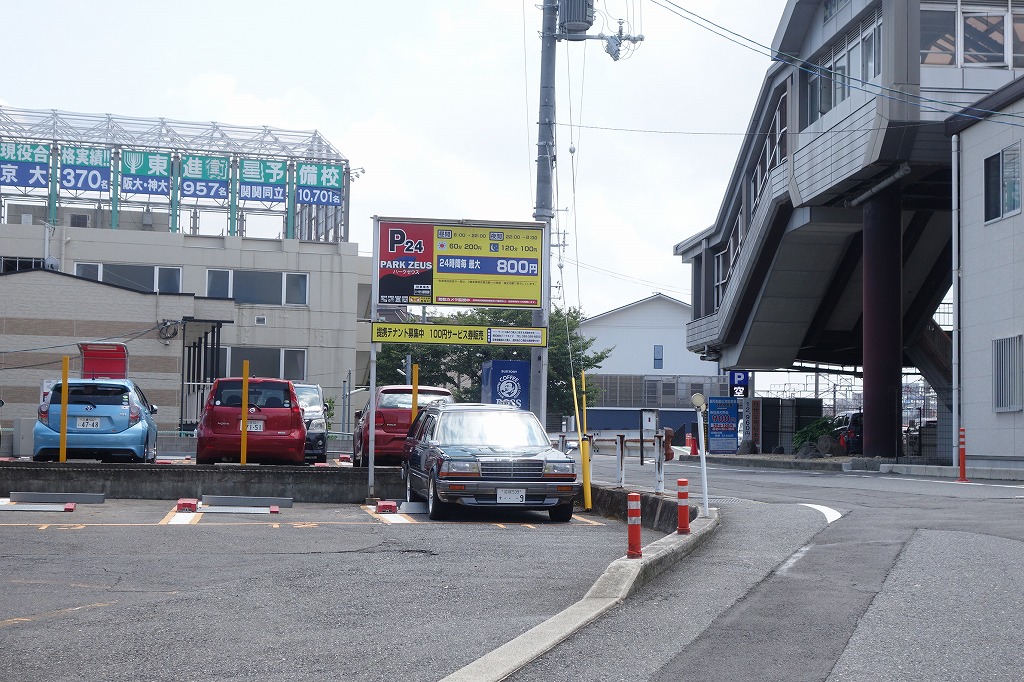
[168,512,197,525]
[775,545,812,576]
[800,503,842,523]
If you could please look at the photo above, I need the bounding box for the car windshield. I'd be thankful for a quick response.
[214,380,292,408]
[294,385,322,410]
[378,391,452,410]
[435,410,549,447]
[52,383,130,406]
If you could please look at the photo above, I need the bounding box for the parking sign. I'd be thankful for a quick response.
[730,370,749,398]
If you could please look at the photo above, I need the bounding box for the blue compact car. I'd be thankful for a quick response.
[33,379,159,463]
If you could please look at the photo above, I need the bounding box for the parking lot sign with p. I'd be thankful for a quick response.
[730,371,749,398]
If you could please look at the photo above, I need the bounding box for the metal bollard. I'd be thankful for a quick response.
[677,479,690,534]
[616,434,626,488]
[958,427,969,482]
[627,492,642,558]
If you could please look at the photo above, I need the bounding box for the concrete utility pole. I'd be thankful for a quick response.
[531,1,642,426]
[530,1,558,426]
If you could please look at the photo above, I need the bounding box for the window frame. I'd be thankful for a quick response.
[983,142,1022,223]
[993,335,1024,412]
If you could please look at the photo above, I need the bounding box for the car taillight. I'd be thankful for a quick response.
[292,405,303,428]
[375,412,385,426]
[129,405,141,427]
[38,404,49,424]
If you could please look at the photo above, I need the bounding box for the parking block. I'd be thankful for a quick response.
[376,500,398,514]
[176,498,199,512]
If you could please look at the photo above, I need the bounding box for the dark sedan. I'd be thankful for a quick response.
[403,402,580,522]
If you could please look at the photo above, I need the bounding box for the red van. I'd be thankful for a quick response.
[352,385,453,467]
[196,378,307,465]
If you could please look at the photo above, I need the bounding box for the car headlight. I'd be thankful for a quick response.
[544,460,576,477]
[308,418,326,432]
[438,460,480,477]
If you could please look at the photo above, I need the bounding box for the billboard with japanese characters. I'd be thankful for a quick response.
[120,150,171,195]
[0,142,50,189]
[376,219,543,308]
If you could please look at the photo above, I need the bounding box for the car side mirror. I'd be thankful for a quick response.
[150,405,158,414]
[355,410,363,420]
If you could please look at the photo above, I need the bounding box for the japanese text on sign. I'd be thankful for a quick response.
[0,143,50,188]
[372,323,547,347]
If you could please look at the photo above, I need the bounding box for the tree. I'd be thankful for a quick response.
[374,306,611,416]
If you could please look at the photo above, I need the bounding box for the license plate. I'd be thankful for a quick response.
[77,417,101,429]
[241,421,264,432]
[496,488,526,504]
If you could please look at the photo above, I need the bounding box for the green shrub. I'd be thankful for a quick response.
[794,416,835,450]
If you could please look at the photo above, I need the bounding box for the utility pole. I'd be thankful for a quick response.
[530,1,558,427]
[531,1,642,427]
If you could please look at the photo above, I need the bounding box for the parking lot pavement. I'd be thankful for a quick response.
[1,497,661,682]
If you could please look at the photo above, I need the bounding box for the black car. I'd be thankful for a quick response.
[831,410,863,455]
[402,403,580,522]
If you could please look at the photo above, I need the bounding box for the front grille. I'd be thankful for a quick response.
[479,459,545,479]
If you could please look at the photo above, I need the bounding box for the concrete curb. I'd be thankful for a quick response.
[442,494,719,682]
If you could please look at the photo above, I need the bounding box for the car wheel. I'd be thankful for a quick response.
[549,503,574,523]
[405,467,415,502]
[427,475,448,520]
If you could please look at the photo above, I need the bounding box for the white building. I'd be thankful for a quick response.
[948,77,1024,468]
[580,294,726,410]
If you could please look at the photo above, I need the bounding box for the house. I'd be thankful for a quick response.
[672,0,1024,460]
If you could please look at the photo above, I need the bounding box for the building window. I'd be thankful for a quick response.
[285,273,308,305]
[205,269,308,306]
[224,346,307,381]
[922,3,1024,67]
[69,214,88,228]
[73,262,180,293]
[654,345,664,370]
[804,9,883,128]
[207,269,231,298]
[984,143,1022,222]
[1,256,44,273]
[993,335,1024,411]
[824,0,850,22]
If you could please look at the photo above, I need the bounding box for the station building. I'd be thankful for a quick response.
[673,0,1024,463]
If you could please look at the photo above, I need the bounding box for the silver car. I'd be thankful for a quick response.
[403,403,580,522]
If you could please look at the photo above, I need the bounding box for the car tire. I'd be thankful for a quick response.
[549,503,573,523]
[427,475,448,520]
[405,467,422,502]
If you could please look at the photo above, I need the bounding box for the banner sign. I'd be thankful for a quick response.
[0,142,50,188]
[239,158,286,203]
[708,396,739,454]
[371,323,546,347]
[482,360,531,409]
[120,150,171,195]
[295,162,343,206]
[376,220,543,308]
[180,155,229,198]
[59,146,111,192]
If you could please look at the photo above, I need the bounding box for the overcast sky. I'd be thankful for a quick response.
[1,0,788,318]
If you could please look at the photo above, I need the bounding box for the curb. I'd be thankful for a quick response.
[441,489,719,682]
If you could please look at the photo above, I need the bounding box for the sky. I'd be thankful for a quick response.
[0,0,789,319]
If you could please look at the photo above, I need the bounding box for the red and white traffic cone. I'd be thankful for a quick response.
[627,492,642,558]
[677,479,690,534]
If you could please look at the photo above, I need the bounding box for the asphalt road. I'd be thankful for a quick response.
[4,454,1023,681]
[513,452,1024,681]
[0,498,663,682]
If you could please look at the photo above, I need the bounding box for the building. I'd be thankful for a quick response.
[946,77,1024,468]
[0,108,372,439]
[673,0,1024,461]
[580,293,725,410]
